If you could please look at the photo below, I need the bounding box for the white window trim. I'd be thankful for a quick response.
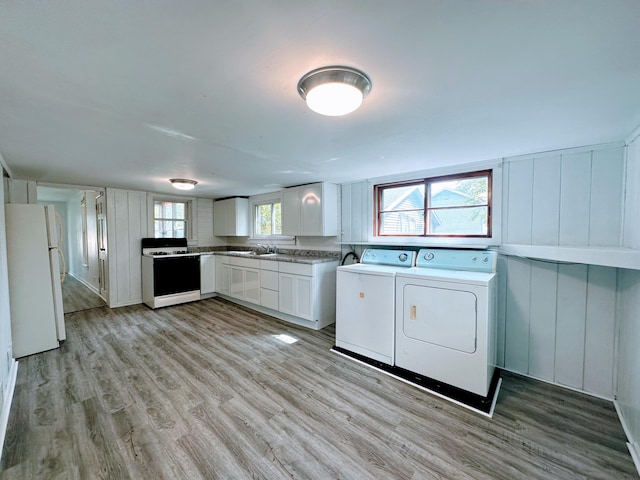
[249,191,295,245]
[148,194,197,244]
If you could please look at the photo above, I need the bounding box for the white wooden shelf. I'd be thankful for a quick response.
[499,244,640,270]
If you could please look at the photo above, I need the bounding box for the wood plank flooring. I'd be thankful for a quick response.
[61,275,106,314]
[1,298,636,479]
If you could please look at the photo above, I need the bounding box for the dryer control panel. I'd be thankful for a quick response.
[416,249,497,272]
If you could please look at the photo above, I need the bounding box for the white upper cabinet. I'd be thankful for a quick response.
[213,197,249,236]
[281,182,338,236]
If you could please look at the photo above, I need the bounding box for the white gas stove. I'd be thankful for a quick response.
[141,238,201,308]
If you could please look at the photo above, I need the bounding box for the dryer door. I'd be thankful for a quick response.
[402,284,477,353]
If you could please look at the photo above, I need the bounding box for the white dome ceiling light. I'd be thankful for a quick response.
[297,66,372,117]
[169,178,198,191]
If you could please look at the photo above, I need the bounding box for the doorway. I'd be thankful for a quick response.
[37,186,108,313]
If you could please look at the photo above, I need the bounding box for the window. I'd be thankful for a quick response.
[154,200,188,238]
[375,170,491,237]
[255,201,281,236]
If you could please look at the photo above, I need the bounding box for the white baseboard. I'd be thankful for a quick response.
[614,399,640,477]
[0,360,18,465]
[67,272,102,297]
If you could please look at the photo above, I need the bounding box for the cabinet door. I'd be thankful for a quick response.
[281,187,300,236]
[229,266,244,299]
[215,256,224,293]
[300,184,323,236]
[222,264,231,295]
[213,200,228,236]
[244,268,260,304]
[294,275,313,320]
[279,273,295,315]
[200,255,215,294]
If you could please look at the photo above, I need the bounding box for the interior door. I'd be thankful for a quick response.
[402,284,477,353]
[96,191,109,301]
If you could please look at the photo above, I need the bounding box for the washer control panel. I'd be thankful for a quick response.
[360,249,416,267]
[416,248,497,272]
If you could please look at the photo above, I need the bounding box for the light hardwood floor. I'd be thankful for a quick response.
[1,298,637,479]
[61,275,106,314]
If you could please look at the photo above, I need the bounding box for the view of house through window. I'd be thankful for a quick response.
[255,201,282,236]
[376,170,491,237]
[154,200,187,238]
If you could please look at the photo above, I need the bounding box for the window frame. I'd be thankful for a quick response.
[253,200,282,238]
[152,199,190,239]
[375,169,492,238]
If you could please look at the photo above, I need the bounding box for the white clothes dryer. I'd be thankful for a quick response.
[335,249,416,365]
[395,249,498,397]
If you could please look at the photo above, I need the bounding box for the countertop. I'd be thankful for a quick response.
[197,251,339,265]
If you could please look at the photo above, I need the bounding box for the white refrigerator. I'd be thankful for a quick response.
[6,204,66,358]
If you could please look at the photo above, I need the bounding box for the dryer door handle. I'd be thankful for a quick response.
[410,304,417,320]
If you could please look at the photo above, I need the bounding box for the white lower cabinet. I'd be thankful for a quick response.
[220,257,260,305]
[278,273,313,320]
[216,254,338,330]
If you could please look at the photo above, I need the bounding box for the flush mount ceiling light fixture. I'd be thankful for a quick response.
[169,178,197,191]
[297,66,372,116]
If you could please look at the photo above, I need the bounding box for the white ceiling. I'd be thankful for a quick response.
[1,1,639,199]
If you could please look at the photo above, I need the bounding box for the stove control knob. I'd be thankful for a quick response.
[483,256,489,263]
[398,253,408,262]
[424,252,434,261]
[472,256,478,262]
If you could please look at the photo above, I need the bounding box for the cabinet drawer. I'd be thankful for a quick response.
[260,288,278,310]
[229,256,260,268]
[260,259,279,271]
[278,262,313,276]
[260,270,279,290]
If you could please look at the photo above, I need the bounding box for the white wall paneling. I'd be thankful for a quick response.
[341,181,369,243]
[624,135,640,249]
[503,144,625,248]
[0,172,18,449]
[498,256,617,399]
[616,268,640,461]
[554,264,588,389]
[106,188,148,307]
[531,156,561,245]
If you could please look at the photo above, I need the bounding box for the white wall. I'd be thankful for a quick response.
[106,188,148,307]
[498,143,626,399]
[0,170,18,447]
[66,191,100,291]
[502,144,625,247]
[616,131,640,462]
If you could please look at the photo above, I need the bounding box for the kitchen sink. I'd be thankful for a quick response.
[226,251,278,257]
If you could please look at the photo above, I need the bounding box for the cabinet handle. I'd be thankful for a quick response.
[410,304,416,320]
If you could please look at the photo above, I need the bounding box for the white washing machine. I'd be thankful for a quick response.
[395,248,498,397]
[335,249,416,365]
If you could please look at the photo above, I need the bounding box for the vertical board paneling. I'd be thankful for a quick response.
[589,149,624,246]
[531,156,561,245]
[554,264,588,388]
[115,190,130,302]
[528,261,558,379]
[559,152,591,245]
[197,198,215,246]
[623,137,640,248]
[106,188,148,307]
[340,183,352,242]
[496,255,508,367]
[583,266,616,397]
[504,256,531,373]
[505,160,534,244]
[615,269,640,451]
